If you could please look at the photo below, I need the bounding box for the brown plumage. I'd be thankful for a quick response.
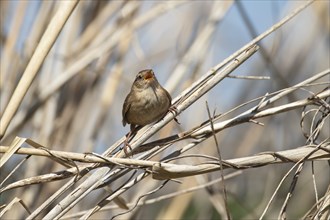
[122,69,172,131]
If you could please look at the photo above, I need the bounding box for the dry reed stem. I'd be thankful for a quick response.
[206,101,231,219]
[61,171,242,219]
[0,1,28,90]
[79,70,328,219]
[39,43,258,220]
[165,1,233,93]
[0,1,79,139]
[38,1,322,217]
[0,0,328,219]
[1,1,187,142]
[1,141,328,193]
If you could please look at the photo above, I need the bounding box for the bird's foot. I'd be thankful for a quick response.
[123,138,133,158]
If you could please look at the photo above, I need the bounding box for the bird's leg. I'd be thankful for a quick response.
[123,134,134,157]
[123,125,139,157]
[168,105,180,124]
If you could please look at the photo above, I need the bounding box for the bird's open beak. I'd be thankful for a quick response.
[144,71,154,80]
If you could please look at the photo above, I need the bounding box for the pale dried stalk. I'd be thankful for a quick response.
[316,187,330,219]
[187,70,329,140]
[302,185,330,219]
[71,0,124,53]
[78,46,265,219]
[259,142,329,219]
[0,0,28,90]
[91,71,328,219]
[0,0,322,217]
[0,197,31,217]
[1,143,328,179]
[93,72,328,219]
[2,1,187,141]
[4,76,329,218]
[40,1,186,100]
[167,0,315,107]
[128,47,259,156]
[0,0,79,139]
[24,1,55,57]
[61,171,242,219]
[48,2,319,216]
[134,70,329,160]
[165,1,233,93]
[40,45,258,220]
[92,85,329,197]
[81,144,329,219]
[0,137,26,168]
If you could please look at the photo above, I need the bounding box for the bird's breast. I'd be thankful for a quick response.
[126,87,170,126]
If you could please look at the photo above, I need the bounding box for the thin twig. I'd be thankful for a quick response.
[206,101,231,220]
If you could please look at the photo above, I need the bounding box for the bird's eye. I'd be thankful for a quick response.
[137,74,142,79]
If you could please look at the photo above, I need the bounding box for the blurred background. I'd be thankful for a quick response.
[0,1,329,219]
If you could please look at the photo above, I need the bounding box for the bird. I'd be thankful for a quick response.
[122,69,172,152]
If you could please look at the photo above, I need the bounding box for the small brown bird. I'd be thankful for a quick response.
[122,69,172,133]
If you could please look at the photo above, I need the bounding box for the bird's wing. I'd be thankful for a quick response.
[122,93,132,126]
[164,88,172,105]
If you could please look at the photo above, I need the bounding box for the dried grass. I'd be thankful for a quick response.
[0,1,329,219]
